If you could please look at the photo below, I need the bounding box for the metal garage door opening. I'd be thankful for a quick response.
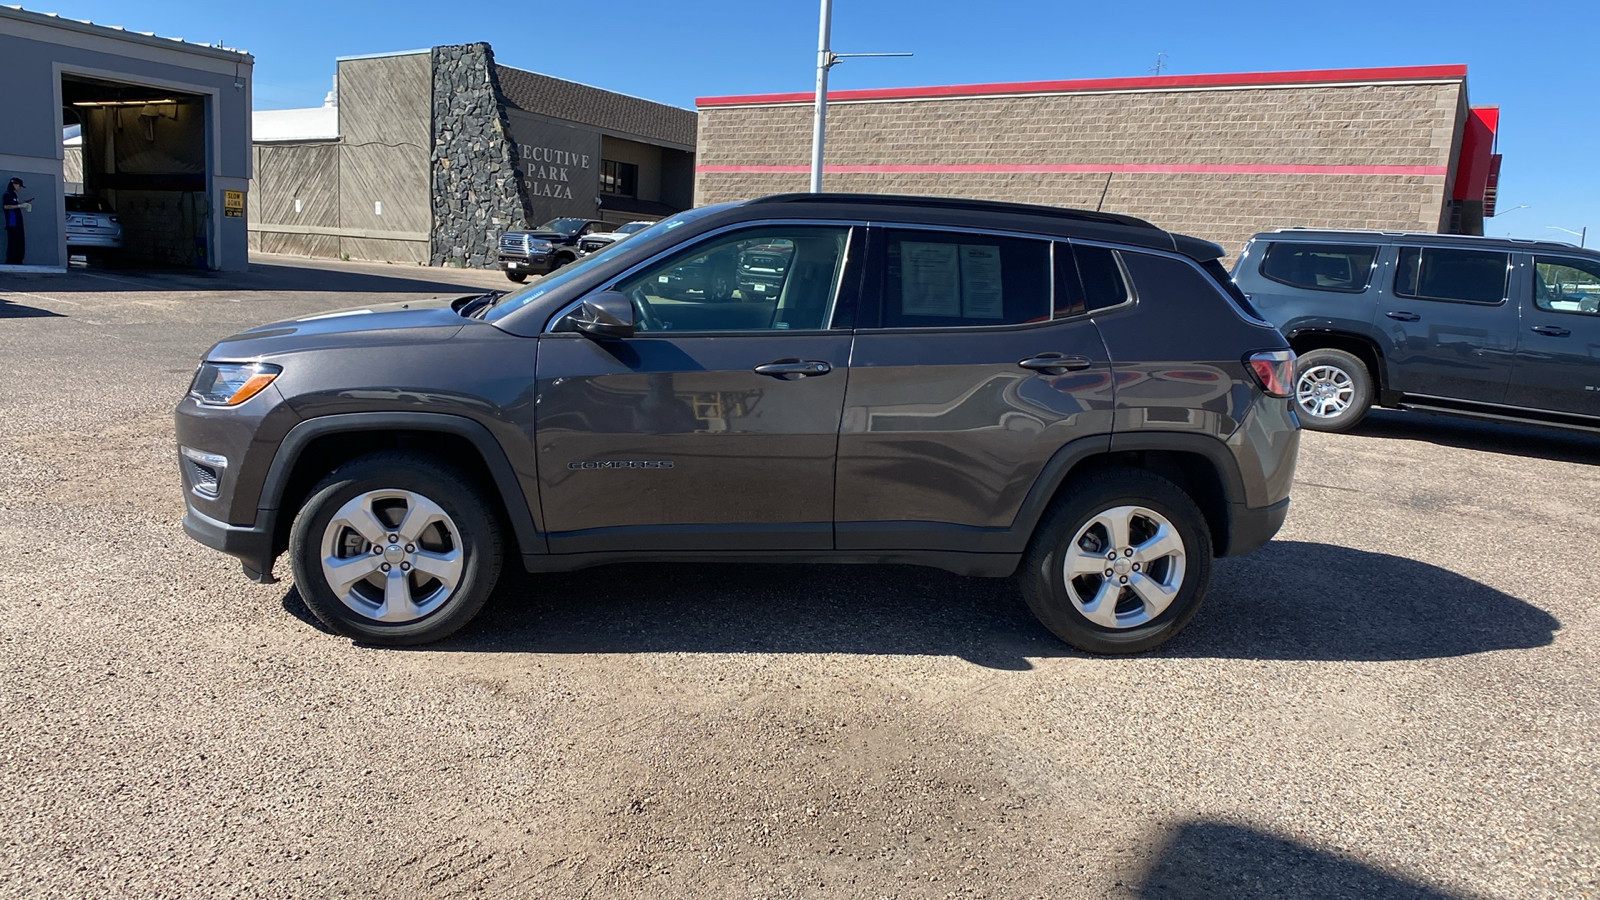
[63,74,210,269]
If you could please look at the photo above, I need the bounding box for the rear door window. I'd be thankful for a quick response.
[1394,247,1509,304]
[1259,242,1378,292]
[1532,256,1600,315]
[875,229,1051,328]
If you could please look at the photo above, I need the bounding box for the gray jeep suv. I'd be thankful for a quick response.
[1235,229,1600,433]
[176,194,1300,653]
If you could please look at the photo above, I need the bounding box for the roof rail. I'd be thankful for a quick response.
[747,193,1161,231]
[1270,227,1581,250]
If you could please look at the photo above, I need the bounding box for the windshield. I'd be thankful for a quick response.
[618,222,650,235]
[537,218,589,235]
[482,206,726,323]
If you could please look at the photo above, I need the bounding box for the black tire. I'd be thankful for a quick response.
[1018,468,1213,654]
[505,271,527,283]
[288,452,503,645]
[1292,347,1372,433]
[552,253,575,270]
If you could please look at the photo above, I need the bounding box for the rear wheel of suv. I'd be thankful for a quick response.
[1293,348,1371,433]
[505,271,527,283]
[1019,469,1213,654]
[288,452,503,645]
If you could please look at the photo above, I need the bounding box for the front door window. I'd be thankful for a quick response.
[613,227,850,333]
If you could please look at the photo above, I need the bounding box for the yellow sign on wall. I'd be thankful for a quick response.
[223,190,244,218]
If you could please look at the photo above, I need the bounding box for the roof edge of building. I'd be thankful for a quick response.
[495,62,696,116]
[0,4,252,61]
[696,64,1469,109]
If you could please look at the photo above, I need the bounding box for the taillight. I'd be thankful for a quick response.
[1246,349,1296,398]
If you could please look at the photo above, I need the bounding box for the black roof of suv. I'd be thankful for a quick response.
[176,193,1300,654]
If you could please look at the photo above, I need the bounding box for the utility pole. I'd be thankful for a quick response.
[1149,51,1169,76]
[809,1,911,192]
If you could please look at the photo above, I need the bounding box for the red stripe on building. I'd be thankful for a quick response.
[696,163,1449,176]
[695,65,1469,108]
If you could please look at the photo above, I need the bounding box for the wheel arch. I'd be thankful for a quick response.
[259,413,545,562]
[1285,330,1387,399]
[1011,433,1248,558]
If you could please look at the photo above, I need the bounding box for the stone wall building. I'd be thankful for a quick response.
[249,44,695,266]
[695,65,1502,259]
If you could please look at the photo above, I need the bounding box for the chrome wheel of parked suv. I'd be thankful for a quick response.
[1291,348,1372,433]
[1020,469,1213,654]
[289,453,502,645]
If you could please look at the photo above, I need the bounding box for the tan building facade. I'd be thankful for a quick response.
[695,66,1501,258]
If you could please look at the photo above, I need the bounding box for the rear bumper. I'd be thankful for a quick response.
[181,502,279,584]
[68,234,123,249]
[1223,497,1290,557]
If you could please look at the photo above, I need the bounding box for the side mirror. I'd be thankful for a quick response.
[571,291,635,340]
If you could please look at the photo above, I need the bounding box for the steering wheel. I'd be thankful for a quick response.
[628,285,665,332]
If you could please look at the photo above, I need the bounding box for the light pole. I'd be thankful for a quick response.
[1494,204,1530,216]
[1547,225,1588,248]
[809,1,911,192]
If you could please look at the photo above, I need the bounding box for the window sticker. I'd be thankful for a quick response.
[900,242,962,317]
[959,244,1004,318]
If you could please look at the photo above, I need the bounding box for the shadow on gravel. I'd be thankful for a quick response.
[274,538,1558,666]
[1173,541,1559,661]
[1137,821,1471,899]
[1352,408,1600,467]
[0,296,65,318]
[362,564,1059,670]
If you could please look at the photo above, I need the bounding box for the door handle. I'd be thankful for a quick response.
[753,359,832,379]
[1018,354,1093,374]
[1532,325,1571,337]
[1386,311,1421,322]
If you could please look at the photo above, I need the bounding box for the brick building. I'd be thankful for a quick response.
[694,65,1501,258]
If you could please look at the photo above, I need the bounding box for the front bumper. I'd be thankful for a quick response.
[499,254,554,275]
[182,503,280,583]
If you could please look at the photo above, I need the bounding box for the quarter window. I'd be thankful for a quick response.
[1393,247,1508,304]
[610,226,849,332]
[1259,242,1377,292]
[1072,245,1133,312]
[877,230,1050,328]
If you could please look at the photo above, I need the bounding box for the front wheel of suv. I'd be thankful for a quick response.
[1019,469,1213,654]
[1292,348,1372,433]
[289,452,503,645]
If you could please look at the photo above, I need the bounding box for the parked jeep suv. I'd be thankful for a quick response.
[176,194,1299,653]
[1235,229,1600,433]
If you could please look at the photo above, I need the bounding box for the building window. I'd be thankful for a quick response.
[600,160,638,197]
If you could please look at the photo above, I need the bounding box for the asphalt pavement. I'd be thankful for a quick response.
[0,256,1594,899]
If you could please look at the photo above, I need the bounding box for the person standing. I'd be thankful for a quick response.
[3,177,33,265]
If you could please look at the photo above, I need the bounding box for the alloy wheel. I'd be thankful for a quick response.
[319,489,464,624]
[1296,364,1355,419]
[1061,505,1187,629]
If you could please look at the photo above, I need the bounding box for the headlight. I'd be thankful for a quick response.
[189,362,282,406]
[528,239,553,252]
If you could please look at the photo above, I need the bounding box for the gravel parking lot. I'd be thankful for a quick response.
[1,257,1595,899]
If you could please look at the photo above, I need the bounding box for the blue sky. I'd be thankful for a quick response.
[43,0,1600,245]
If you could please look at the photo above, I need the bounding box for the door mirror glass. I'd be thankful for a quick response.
[571,291,635,340]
